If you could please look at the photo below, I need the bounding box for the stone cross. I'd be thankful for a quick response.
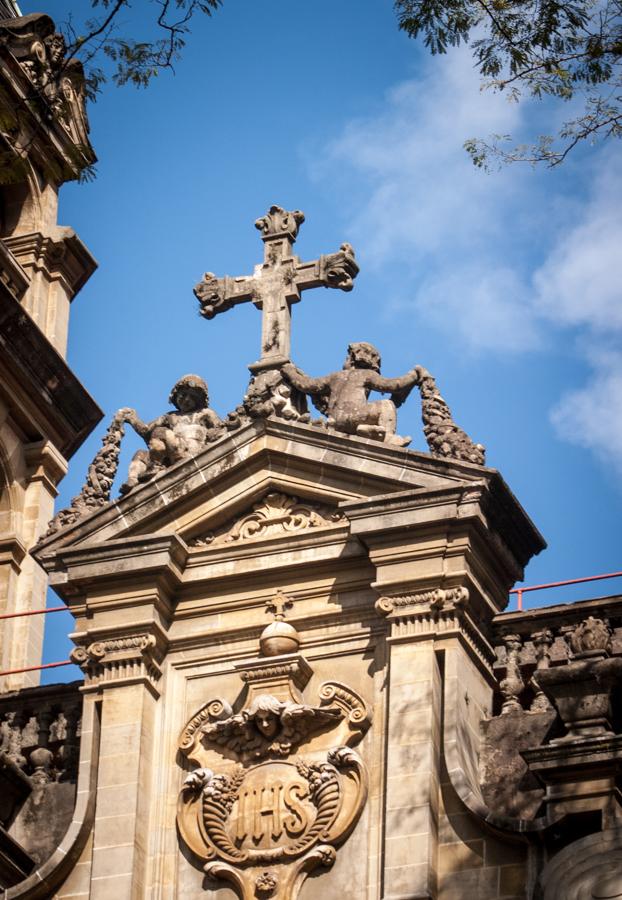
[266,589,293,621]
[193,206,359,372]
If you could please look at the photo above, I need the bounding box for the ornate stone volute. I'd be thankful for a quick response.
[255,206,305,243]
[177,643,371,899]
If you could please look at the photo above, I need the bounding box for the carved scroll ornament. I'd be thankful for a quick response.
[177,677,371,899]
[190,492,345,548]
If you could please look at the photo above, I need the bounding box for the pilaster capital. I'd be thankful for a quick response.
[70,624,167,697]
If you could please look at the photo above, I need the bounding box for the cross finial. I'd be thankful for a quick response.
[193,206,359,372]
[266,589,293,622]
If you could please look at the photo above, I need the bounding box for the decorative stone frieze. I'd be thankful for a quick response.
[177,650,371,899]
[190,492,344,548]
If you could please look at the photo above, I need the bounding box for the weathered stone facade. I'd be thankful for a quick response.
[0,28,620,899]
[0,8,101,689]
[4,413,614,899]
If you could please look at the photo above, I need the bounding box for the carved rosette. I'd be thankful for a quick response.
[177,663,371,899]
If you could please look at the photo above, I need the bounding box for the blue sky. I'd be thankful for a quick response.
[26,1,621,679]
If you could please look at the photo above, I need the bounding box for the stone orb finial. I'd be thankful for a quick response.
[260,589,300,656]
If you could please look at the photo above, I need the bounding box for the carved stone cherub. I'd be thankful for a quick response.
[202,693,342,761]
[119,374,223,494]
[281,342,421,446]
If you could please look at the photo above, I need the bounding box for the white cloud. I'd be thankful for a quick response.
[313,53,622,474]
[413,265,541,353]
[316,49,543,353]
[534,153,622,335]
[551,347,622,475]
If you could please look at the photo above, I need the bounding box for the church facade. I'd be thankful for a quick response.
[1,10,621,900]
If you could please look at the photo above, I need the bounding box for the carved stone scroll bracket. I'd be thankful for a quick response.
[374,586,496,672]
[375,586,469,618]
[179,699,234,767]
[318,681,372,747]
[69,631,164,697]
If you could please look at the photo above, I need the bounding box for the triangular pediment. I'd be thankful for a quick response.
[35,419,491,559]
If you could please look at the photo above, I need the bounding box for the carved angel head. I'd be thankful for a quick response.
[246,694,284,739]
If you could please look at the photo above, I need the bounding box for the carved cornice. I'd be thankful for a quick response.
[23,439,67,494]
[0,241,29,301]
[0,534,27,572]
[4,229,97,299]
[189,491,345,549]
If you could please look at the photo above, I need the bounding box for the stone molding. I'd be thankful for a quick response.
[0,534,27,573]
[189,491,345,548]
[70,631,165,696]
[0,241,29,301]
[23,439,67,495]
[376,586,496,670]
[5,229,97,300]
[0,287,103,459]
